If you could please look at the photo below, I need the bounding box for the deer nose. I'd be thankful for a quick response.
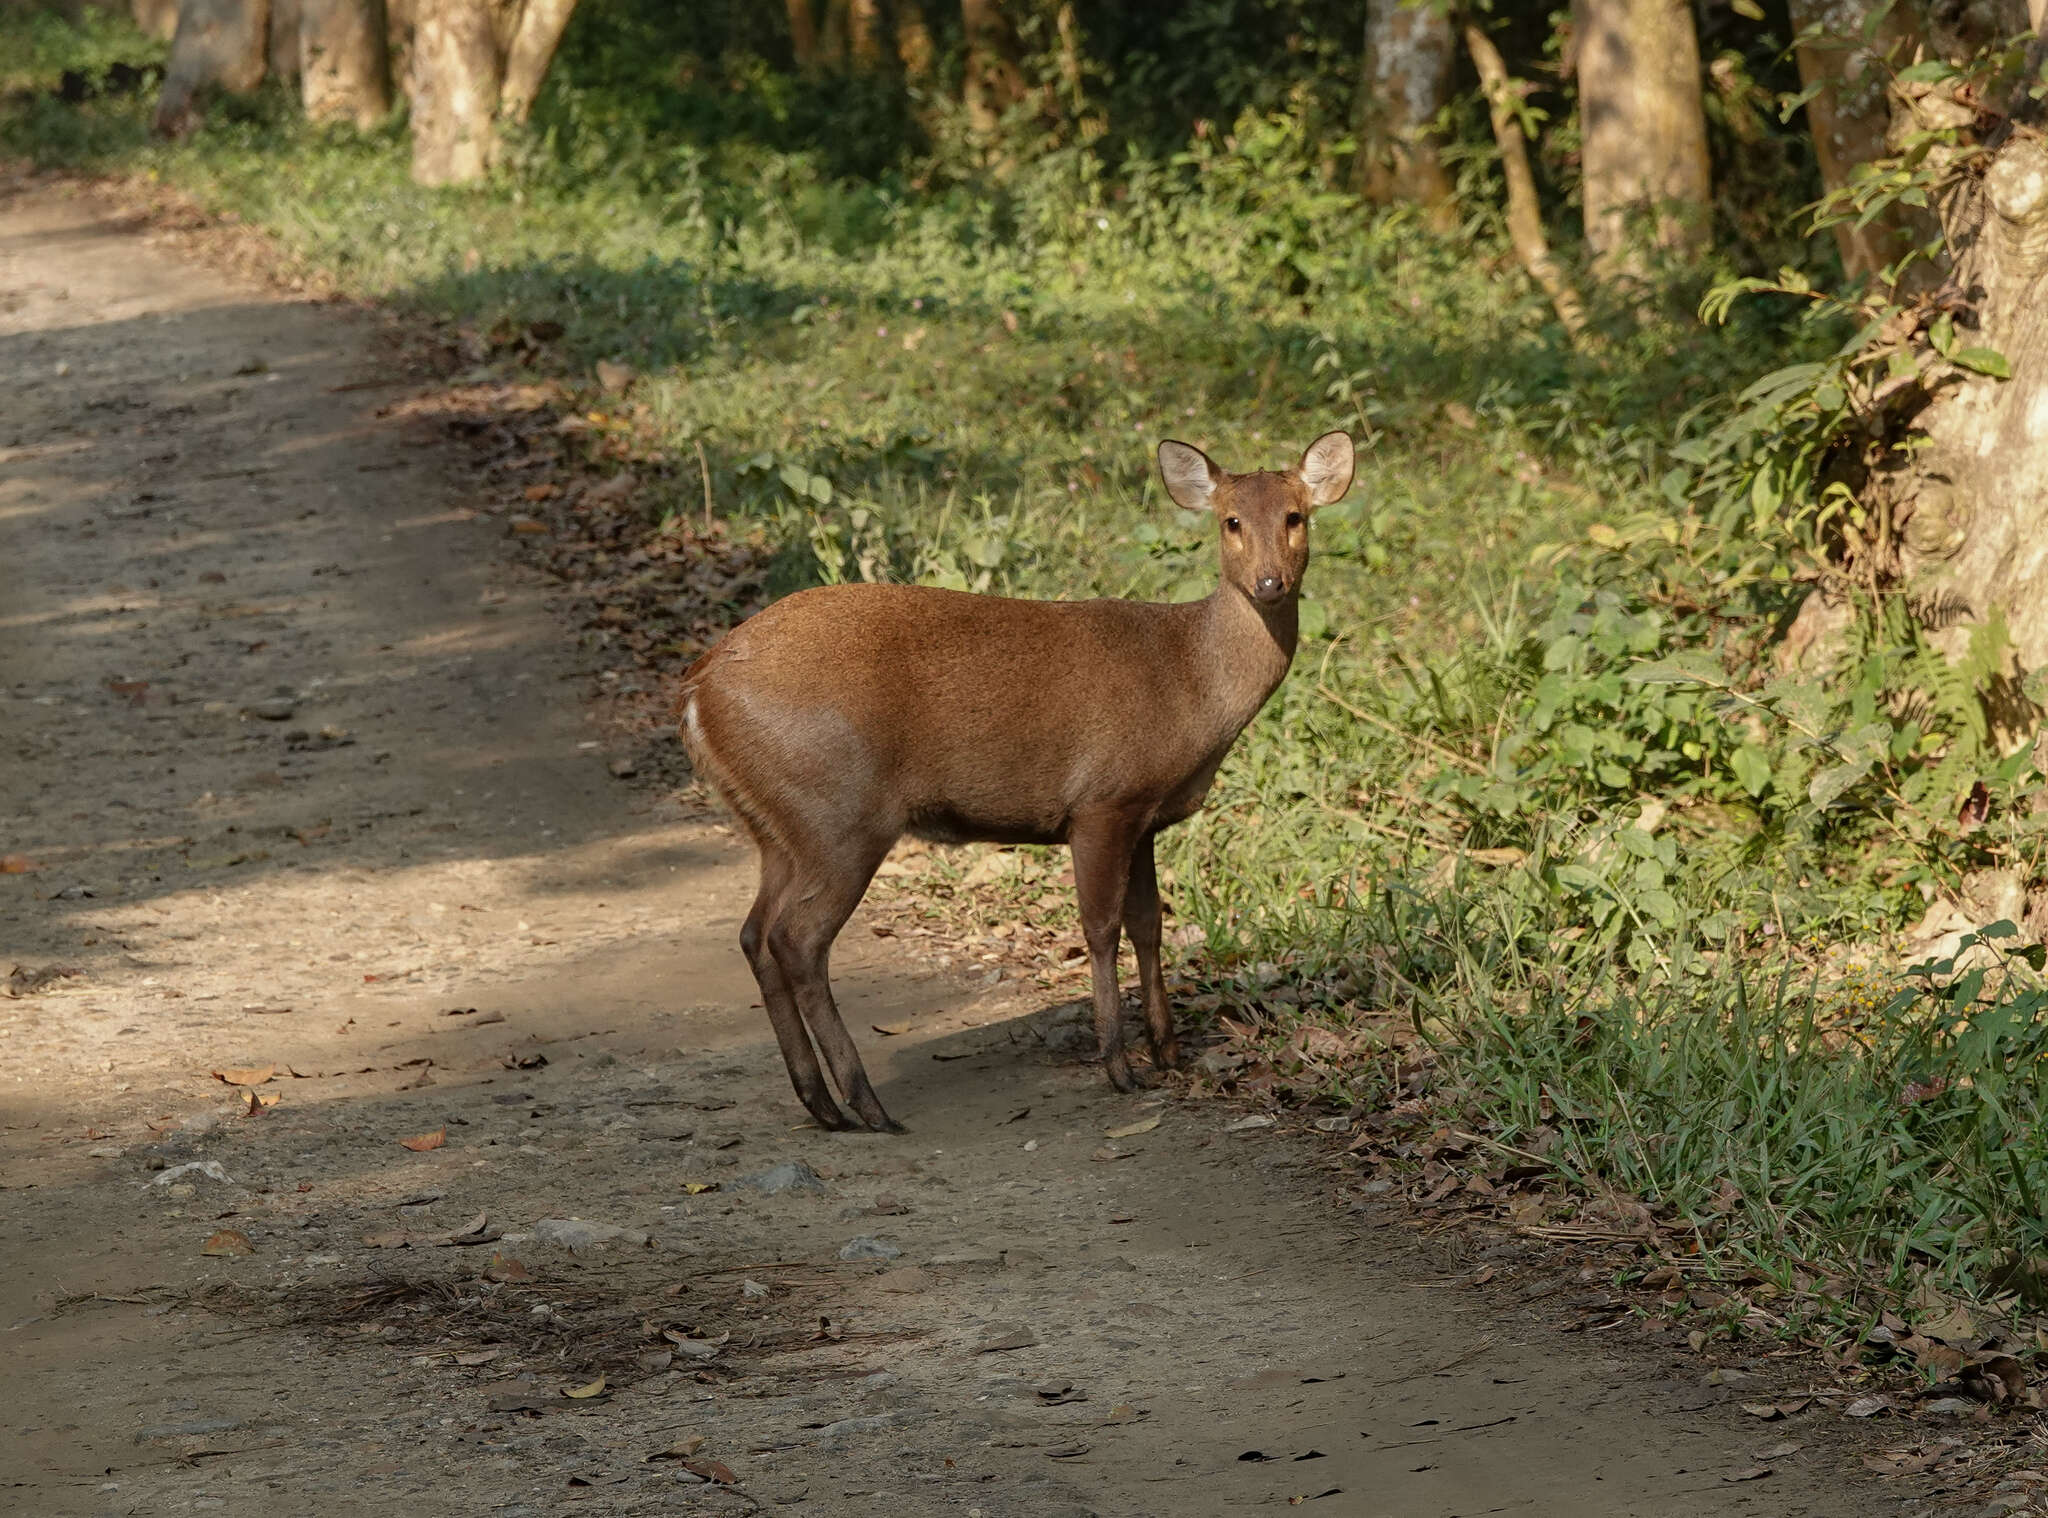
[1253,575,1287,604]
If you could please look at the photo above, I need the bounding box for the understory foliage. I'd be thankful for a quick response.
[6,0,2048,1324]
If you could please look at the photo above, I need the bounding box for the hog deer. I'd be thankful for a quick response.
[678,431,1355,1132]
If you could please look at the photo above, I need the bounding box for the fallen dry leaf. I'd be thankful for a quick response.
[562,1376,607,1399]
[680,1457,737,1485]
[1844,1395,1893,1418]
[213,1065,276,1086]
[483,1252,530,1283]
[240,1088,280,1115]
[871,1022,911,1036]
[399,1128,446,1152]
[0,854,37,873]
[201,1228,254,1257]
[682,1181,718,1195]
[1105,1115,1163,1139]
[453,1349,500,1367]
[646,1435,706,1461]
[1721,1465,1773,1484]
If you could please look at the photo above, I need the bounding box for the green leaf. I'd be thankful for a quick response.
[1809,757,1873,808]
[1894,59,1956,84]
[1731,745,1773,798]
[1639,888,1681,926]
[1929,312,1956,358]
[1553,863,1603,893]
[1297,599,1330,639]
[807,474,834,505]
[1952,346,2011,379]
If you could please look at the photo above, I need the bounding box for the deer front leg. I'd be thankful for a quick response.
[1070,811,1143,1092]
[1122,832,1180,1072]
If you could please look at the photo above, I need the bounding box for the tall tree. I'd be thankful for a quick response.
[402,0,577,184]
[893,0,934,85]
[153,0,270,137]
[405,0,497,183]
[961,0,1026,134]
[1575,0,1712,275]
[498,0,577,122]
[1354,0,1456,222]
[299,0,388,127]
[1788,0,1939,282]
[133,0,180,40]
[785,0,819,70]
[267,0,300,79]
[845,0,886,71]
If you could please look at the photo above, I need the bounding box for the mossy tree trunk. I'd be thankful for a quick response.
[1899,133,2048,673]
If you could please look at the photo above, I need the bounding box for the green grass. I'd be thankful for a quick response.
[11,8,2048,1334]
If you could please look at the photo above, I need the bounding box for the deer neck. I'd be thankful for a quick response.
[1197,584,1299,738]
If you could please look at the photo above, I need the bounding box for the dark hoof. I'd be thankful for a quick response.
[1147,1041,1184,1071]
[865,1115,908,1135]
[802,1097,858,1131]
[1104,1059,1143,1093]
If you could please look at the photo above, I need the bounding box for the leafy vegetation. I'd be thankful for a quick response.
[6,0,2046,1332]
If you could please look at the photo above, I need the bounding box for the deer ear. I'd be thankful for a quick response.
[1297,430,1355,509]
[1158,439,1221,512]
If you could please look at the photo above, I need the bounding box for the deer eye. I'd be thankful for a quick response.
[1285,511,1304,529]
[1224,517,1241,533]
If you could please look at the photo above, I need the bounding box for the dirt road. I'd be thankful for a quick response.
[0,175,1907,1517]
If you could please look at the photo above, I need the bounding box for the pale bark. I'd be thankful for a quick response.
[498,0,575,122]
[1464,20,1587,341]
[1355,0,1456,221]
[154,0,271,139]
[1788,0,1940,283]
[962,0,1025,134]
[1899,137,2048,672]
[407,0,499,186]
[133,0,180,41]
[786,0,819,70]
[268,0,300,80]
[300,0,389,127]
[1575,0,1713,275]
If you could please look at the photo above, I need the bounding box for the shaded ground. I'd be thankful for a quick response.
[0,171,1935,1517]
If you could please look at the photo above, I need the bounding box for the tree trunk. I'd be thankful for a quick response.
[845,0,886,72]
[1576,0,1713,276]
[786,0,819,70]
[300,0,388,127]
[1898,133,2048,673]
[1464,20,1587,341]
[268,0,301,81]
[818,0,848,69]
[1354,0,1456,223]
[961,0,1025,134]
[406,0,499,185]
[132,0,180,41]
[154,0,271,138]
[1788,0,1941,283]
[498,0,576,122]
[892,0,933,83]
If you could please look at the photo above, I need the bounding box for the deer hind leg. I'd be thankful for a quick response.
[743,845,856,1131]
[1070,809,1143,1092]
[767,829,904,1134]
[1122,832,1181,1072]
